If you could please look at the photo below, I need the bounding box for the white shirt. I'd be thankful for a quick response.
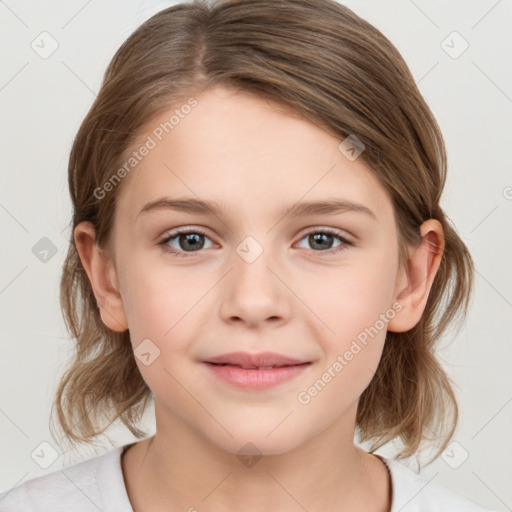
[0,443,498,511]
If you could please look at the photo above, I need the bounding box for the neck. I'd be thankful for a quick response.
[122,405,391,512]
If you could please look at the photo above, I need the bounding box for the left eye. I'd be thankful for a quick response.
[159,228,351,257]
[296,229,351,254]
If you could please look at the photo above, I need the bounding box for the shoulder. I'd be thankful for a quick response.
[380,455,499,512]
[0,444,134,512]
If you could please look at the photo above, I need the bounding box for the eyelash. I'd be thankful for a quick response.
[158,227,353,259]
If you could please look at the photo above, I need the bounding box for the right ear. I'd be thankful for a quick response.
[73,221,128,332]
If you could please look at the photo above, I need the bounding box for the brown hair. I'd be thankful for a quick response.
[51,0,474,463]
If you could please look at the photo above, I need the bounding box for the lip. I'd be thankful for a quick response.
[202,351,311,391]
[203,351,308,367]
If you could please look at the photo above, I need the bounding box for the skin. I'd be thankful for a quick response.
[75,85,444,512]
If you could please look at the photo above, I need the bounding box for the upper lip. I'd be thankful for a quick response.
[203,351,309,368]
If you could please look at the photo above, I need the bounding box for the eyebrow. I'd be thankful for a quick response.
[136,197,377,221]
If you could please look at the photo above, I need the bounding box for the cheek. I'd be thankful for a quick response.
[119,263,219,402]
[121,266,205,405]
[294,269,395,424]
[120,258,207,342]
[306,258,398,343]
[297,249,398,398]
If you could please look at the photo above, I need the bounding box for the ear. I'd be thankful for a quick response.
[387,219,444,333]
[74,221,128,332]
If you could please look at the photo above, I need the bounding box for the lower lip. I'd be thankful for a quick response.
[203,363,311,391]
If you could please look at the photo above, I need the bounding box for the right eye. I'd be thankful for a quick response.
[159,228,215,257]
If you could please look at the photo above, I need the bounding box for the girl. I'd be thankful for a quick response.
[0,0,499,510]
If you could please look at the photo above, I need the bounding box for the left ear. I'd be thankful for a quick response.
[387,219,444,333]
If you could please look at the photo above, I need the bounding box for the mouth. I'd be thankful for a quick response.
[203,351,309,368]
[205,362,310,370]
[202,352,312,391]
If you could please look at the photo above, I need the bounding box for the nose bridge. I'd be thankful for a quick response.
[234,233,279,295]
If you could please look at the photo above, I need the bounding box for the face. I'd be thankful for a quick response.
[103,86,405,455]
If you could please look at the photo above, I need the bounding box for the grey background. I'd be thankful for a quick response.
[0,0,511,509]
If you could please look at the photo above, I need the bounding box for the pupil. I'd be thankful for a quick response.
[310,233,332,250]
[181,233,204,251]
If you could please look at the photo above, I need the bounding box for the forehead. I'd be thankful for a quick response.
[115,86,393,225]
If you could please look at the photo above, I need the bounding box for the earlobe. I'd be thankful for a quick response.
[74,221,128,332]
[387,219,444,333]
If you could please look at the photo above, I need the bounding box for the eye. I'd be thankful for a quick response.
[159,227,214,258]
[295,228,352,255]
[158,227,353,258]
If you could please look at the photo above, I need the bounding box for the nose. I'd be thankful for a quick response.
[219,241,291,329]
